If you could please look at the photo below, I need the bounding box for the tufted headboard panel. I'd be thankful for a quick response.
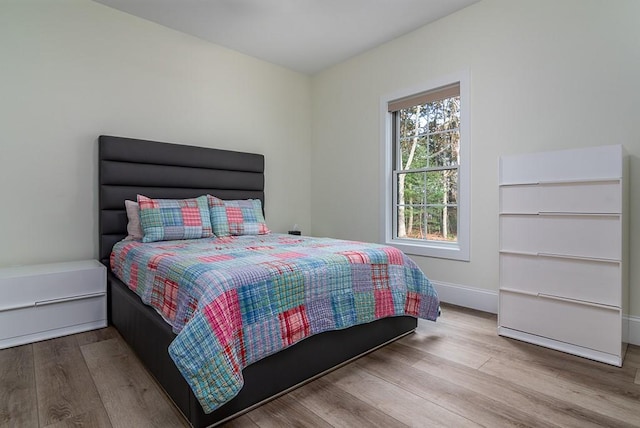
[98,135,265,264]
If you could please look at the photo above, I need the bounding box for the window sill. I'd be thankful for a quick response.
[386,238,469,261]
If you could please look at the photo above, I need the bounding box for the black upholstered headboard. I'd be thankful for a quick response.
[98,135,265,265]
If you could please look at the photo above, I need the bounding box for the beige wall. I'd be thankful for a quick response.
[311,0,640,316]
[0,0,311,266]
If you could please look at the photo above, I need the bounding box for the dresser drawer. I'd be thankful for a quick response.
[500,214,621,260]
[500,253,621,306]
[499,291,621,355]
[540,181,620,214]
[500,184,539,213]
[500,181,621,214]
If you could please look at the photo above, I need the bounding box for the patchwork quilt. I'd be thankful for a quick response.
[111,234,439,413]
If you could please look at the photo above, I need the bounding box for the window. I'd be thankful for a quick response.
[381,72,469,261]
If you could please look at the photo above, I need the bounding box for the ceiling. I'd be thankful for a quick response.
[93,0,480,75]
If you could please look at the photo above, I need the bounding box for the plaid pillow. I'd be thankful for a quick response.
[138,194,213,243]
[207,195,270,237]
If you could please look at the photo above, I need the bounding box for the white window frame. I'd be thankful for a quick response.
[380,70,470,261]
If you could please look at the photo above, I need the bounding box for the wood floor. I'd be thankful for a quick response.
[2,303,640,427]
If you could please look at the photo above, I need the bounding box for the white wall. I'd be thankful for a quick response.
[0,0,311,266]
[311,0,640,316]
[3,0,639,320]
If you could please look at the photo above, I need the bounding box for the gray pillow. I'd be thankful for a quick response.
[124,200,143,240]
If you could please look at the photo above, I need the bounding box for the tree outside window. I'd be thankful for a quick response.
[393,88,460,243]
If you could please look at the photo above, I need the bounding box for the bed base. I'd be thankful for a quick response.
[109,270,416,427]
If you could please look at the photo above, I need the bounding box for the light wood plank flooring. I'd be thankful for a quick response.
[2,303,640,427]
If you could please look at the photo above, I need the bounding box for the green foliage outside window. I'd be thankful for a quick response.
[396,97,460,242]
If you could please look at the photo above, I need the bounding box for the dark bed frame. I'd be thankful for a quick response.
[98,135,418,427]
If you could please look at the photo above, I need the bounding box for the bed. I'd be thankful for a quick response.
[98,135,438,427]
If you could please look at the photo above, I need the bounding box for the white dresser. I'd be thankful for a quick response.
[498,145,628,366]
[0,260,107,349]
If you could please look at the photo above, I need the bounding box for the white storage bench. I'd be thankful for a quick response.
[0,259,107,349]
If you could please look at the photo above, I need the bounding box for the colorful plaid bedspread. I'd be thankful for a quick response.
[111,234,439,413]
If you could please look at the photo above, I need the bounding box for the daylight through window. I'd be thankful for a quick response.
[391,83,460,243]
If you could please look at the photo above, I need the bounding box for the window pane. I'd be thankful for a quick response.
[427,206,457,242]
[443,97,460,131]
[397,171,426,239]
[399,136,427,170]
[397,172,426,207]
[397,169,458,243]
[398,170,458,206]
[399,107,426,139]
[425,171,443,205]
[397,206,427,239]
[446,206,458,240]
[425,169,457,205]
[427,101,440,133]
[446,170,458,205]
[427,97,460,133]
[428,132,459,167]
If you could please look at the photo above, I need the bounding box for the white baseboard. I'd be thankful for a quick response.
[430,280,498,314]
[430,280,640,347]
[627,315,640,346]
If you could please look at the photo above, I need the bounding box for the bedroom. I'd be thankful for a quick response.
[1,0,639,426]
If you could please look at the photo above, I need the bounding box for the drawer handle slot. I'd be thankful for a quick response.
[0,292,105,312]
[538,212,620,217]
[536,252,619,263]
[500,288,537,297]
[35,292,106,307]
[500,250,619,263]
[536,293,618,310]
[0,302,35,312]
[501,288,618,310]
